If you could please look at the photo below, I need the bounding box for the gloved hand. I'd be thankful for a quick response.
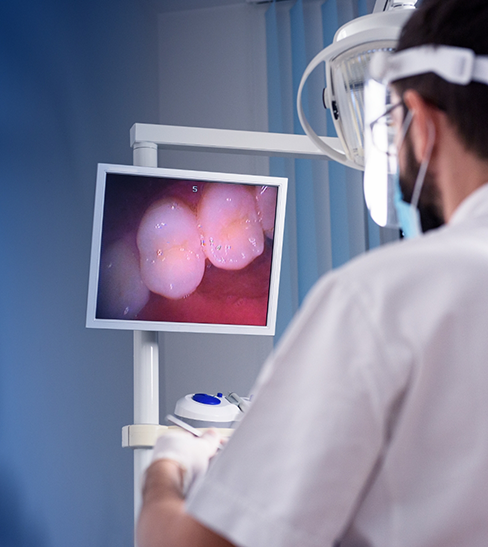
[151,428,222,495]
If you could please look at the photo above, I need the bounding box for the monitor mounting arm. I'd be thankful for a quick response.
[129,123,358,166]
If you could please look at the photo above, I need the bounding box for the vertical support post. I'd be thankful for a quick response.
[133,141,159,532]
[133,331,159,522]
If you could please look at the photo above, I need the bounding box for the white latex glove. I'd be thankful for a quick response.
[151,429,222,495]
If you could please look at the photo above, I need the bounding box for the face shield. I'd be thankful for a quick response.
[364,45,488,236]
[364,76,404,229]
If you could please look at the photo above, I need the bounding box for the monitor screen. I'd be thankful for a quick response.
[86,163,287,335]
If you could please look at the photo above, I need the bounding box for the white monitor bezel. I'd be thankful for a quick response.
[86,163,288,335]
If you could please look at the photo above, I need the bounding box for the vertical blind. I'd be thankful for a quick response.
[264,0,383,340]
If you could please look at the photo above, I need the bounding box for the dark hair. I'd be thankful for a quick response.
[392,0,488,159]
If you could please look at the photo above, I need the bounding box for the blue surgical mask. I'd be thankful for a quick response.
[393,171,422,239]
[394,118,436,239]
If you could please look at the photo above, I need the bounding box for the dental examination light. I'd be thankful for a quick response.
[297,1,417,170]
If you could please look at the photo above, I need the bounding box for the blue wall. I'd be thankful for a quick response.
[0,0,158,544]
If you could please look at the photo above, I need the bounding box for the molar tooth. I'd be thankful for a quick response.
[255,185,278,239]
[197,184,264,270]
[98,234,150,319]
[137,199,205,300]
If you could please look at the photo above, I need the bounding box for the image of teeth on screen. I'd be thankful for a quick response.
[94,171,279,329]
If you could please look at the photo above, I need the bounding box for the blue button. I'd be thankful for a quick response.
[192,393,221,405]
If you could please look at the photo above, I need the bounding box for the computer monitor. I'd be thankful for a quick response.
[86,163,287,335]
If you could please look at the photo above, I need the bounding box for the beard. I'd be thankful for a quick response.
[399,133,445,233]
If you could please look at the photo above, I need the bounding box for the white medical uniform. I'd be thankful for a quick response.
[187,183,488,547]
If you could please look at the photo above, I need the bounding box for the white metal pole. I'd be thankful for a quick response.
[133,141,159,532]
[133,331,159,520]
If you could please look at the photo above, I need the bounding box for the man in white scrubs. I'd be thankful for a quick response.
[137,0,488,545]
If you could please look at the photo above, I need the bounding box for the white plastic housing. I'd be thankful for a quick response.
[297,9,413,169]
[175,394,241,424]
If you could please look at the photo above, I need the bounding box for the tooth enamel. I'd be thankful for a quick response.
[255,185,278,239]
[197,184,265,270]
[136,198,205,300]
[98,234,150,319]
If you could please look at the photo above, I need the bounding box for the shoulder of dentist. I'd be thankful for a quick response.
[137,0,488,546]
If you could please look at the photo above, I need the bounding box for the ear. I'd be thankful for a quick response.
[403,90,437,163]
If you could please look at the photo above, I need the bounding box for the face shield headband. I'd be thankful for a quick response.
[364,45,488,236]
